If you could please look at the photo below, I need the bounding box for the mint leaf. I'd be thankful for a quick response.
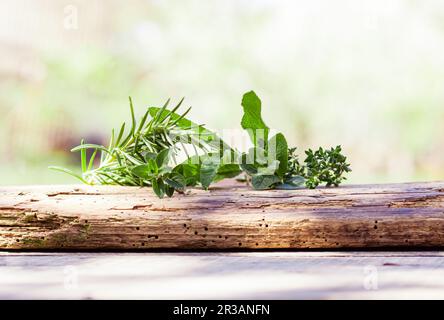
[285,175,305,186]
[277,175,305,189]
[257,160,280,175]
[268,133,288,179]
[199,158,219,190]
[240,152,258,175]
[251,174,281,190]
[214,164,242,182]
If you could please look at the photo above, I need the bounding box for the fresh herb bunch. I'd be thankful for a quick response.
[50,97,240,198]
[239,91,351,190]
[286,146,351,189]
[51,91,350,197]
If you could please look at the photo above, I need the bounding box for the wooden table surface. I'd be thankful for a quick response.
[3,182,444,299]
[2,251,444,299]
[2,181,444,250]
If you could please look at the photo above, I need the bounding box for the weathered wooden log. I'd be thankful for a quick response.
[1,181,444,250]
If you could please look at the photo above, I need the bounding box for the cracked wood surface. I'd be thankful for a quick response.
[1,180,444,250]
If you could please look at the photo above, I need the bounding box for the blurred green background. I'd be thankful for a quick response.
[1,0,444,185]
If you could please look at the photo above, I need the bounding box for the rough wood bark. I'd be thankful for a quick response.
[1,181,444,250]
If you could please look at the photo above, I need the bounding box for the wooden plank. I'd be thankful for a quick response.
[1,252,444,299]
[1,181,444,250]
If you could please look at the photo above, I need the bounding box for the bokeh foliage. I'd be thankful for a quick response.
[1,0,444,185]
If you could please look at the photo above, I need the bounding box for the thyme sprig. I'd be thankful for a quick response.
[286,146,351,189]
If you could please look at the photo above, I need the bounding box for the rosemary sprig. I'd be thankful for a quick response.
[50,97,241,197]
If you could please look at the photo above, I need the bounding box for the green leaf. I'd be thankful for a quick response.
[240,163,258,176]
[115,122,126,147]
[149,106,236,157]
[251,174,281,190]
[71,144,110,154]
[165,173,186,191]
[156,148,170,168]
[285,175,305,186]
[87,149,98,171]
[148,158,159,175]
[137,109,150,134]
[48,166,88,184]
[245,147,267,165]
[257,160,280,175]
[214,164,241,182]
[80,139,87,173]
[199,158,219,190]
[152,178,165,198]
[173,163,199,186]
[149,106,192,129]
[278,175,305,189]
[132,164,152,179]
[275,183,303,190]
[159,166,173,175]
[165,185,175,197]
[129,96,136,135]
[268,133,288,179]
[144,152,157,161]
[239,153,258,175]
[241,91,269,146]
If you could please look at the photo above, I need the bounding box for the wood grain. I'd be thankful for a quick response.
[1,181,444,250]
[2,252,444,299]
